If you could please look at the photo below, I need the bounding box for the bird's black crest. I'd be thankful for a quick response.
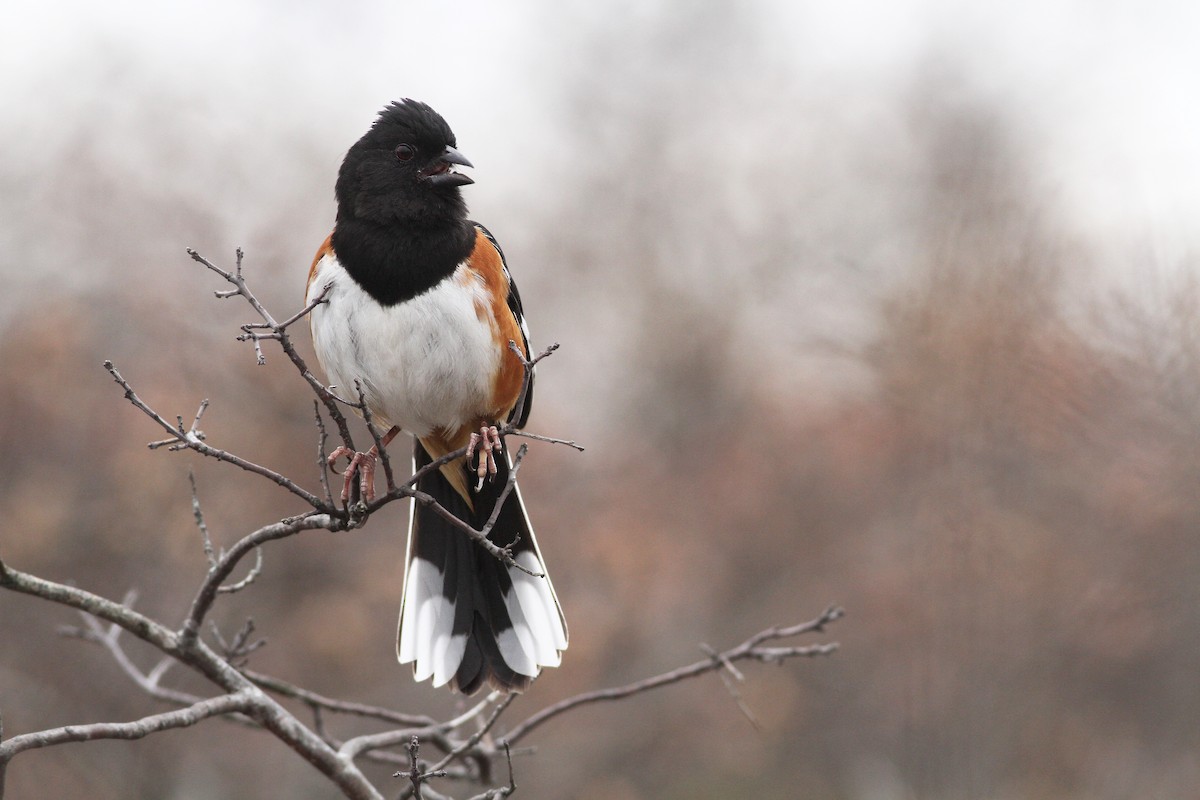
[368,99,458,151]
[331,99,477,305]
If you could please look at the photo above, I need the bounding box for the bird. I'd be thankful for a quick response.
[305,99,567,694]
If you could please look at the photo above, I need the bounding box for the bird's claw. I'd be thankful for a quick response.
[328,445,379,504]
[465,425,503,492]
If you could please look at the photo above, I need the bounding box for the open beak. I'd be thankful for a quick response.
[422,145,474,188]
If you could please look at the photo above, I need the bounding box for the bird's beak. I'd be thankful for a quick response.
[422,146,475,188]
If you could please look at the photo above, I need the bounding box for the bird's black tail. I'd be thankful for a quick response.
[396,439,567,694]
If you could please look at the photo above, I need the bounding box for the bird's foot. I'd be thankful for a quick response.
[328,445,379,504]
[465,425,503,491]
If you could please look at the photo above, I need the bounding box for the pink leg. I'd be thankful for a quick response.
[328,426,400,504]
[464,425,503,491]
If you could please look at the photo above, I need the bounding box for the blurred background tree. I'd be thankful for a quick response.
[2,0,1199,797]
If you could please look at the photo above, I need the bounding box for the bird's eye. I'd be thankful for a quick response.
[394,144,415,162]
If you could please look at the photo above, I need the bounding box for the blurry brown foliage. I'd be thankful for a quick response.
[3,5,1200,797]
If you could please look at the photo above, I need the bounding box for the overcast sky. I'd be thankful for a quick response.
[4,0,1199,276]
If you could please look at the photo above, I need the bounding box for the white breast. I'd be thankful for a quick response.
[307,253,499,437]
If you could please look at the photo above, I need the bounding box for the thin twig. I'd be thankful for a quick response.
[217,546,264,594]
[394,736,448,800]
[506,430,585,451]
[209,618,266,666]
[428,694,517,774]
[701,642,759,731]
[504,606,845,745]
[273,284,332,332]
[188,471,217,567]
[354,379,395,493]
[241,669,436,728]
[187,248,355,453]
[406,484,540,578]
[375,442,542,577]
[104,360,325,509]
[506,340,558,431]
[475,445,541,575]
[149,400,210,451]
[464,742,517,800]
[178,514,338,649]
[189,471,266,594]
[57,608,200,708]
[338,693,496,762]
[314,401,334,507]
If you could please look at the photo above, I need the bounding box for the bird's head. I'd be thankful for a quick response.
[335,99,474,227]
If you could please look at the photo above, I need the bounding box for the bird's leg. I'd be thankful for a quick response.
[327,448,376,504]
[328,426,401,504]
[465,424,503,492]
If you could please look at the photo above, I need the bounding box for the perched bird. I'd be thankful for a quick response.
[306,100,567,694]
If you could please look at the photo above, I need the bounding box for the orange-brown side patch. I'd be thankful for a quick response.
[307,233,335,298]
[463,229,527,421]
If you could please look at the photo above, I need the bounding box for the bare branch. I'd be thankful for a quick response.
[217,546,264,594]
[58,608,200,708]
[428,694,517,774]
[473,445,543,577]
[407,483,539,578]
[377,442,543,577]
[178,514,338,649]
[505,429,585,451]
[3,557,389,799]
[1,559,177,652]
[462,741,517,800]
[149,400,210,452]
[188,470,217,567]
[0,690,257,760]
[504,606,845,745]
[506,340,558,432]
[337,693,496,762]
[314,401,335,507]
[279,283,333,330]
[394,736,448,800]
[188,472,266,594]
[355,379,396,493]
[241,668,436,729]
[403,441,475,490]
[104,360,326,508]
[4,561,839,800]
[187,248,356,451]
[700,642,759,731]
[209,619,267,667]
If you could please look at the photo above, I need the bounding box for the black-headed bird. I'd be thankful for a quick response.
[306,100,566,694]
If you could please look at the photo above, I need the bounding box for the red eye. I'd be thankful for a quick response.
[394,143,415,162]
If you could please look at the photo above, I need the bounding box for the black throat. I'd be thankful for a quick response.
[331,219,476,306]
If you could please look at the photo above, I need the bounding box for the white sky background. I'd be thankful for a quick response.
[781,0,1200,268]
[2,0,1198,285]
